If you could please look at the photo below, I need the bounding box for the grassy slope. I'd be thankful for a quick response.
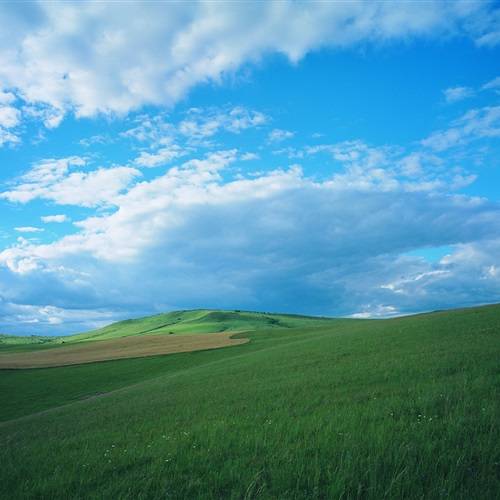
[0,310,338,349]
[66,309,337,342]
[0,334,59,353]
[0,305,499,498]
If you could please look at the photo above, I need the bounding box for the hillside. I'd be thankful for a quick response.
[0,303,499,498]
[0,309,345,367]
[66,309,339,342]
[0,334,63,354]
[0,309,340,348]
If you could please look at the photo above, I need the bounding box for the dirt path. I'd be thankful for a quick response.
[0,332,248,369]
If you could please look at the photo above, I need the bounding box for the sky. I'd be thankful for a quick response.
[1,1,500,335]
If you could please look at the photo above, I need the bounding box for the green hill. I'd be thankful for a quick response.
[0,304,499,498]
[0,334,63,354]
[66,309,340,342]
[0,309,340,348]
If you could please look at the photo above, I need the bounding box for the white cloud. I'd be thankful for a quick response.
[1,141,499,335]
[0,298,120,335]
[422,105,500,151]
[268,128,294,143]
[0,1,497,123]
[0,90,15,104]
[1,156,140,206]
[121,114,174,145]
[23,104,64,129]
[241,152,259,161]
[474,7,500,48]
[443,85,474,103]
[134,145,186,168]
[482,76,500,92]
[178,149,238,175]
[351,305,399,319]
[179,107,266,140]
[304,140,467,193]
[14,226,44,233]
[41,214,69,223]
[1,90,500,332]
[0,94,21,146]
[79,134,112,147]
[225,107,267,132]
[0,127,19,147]
[0,105,20,128]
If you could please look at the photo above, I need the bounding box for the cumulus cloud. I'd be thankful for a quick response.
[0,90,15,104]
[0,105,20,128]
[1,157,140,206]
[134,145,187,168]
[0,0,498,125]
[1,87,500,333]
[23,104,64,129]
[1,141,500,334]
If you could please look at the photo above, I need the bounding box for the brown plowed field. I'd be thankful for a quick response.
[0,332,248,369]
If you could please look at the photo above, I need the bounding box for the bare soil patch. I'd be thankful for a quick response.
[0,332,248,369]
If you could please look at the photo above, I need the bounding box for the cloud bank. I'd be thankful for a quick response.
[1,2,500,334]
[0,0,499,127]
[1,136,500,333]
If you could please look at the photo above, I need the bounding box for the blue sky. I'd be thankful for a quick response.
[1,1,500,334]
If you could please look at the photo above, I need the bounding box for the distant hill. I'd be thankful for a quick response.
[65,309,342,342]
[0,309,342,349]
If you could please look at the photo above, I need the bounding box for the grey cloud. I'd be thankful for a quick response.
[2,176,499,334]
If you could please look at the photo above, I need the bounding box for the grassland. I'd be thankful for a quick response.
[0,310,337,350]
[0,334,60,353]
[65,309,338,342]
[0,305,499,498]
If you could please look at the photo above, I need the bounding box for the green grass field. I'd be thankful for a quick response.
[0,305,499,498]
[1,310,338,350]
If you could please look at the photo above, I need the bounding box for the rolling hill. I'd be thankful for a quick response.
[0,309,340,349]
[0,304,499,498]
[65,309,340,342]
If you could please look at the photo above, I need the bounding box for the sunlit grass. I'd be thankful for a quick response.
[0,304,499,498]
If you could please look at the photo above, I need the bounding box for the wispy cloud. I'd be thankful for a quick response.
[443,86,474,103]
[422,106,500,151]
[268,129,294,143]
[179,107,267,140]
[0,1,498,128]
[1,157,140,207]
[14,226,44,233]
[134,145,187,168]
[41,215,69,223]
[482,76,500,92]
[241,152,259,161]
